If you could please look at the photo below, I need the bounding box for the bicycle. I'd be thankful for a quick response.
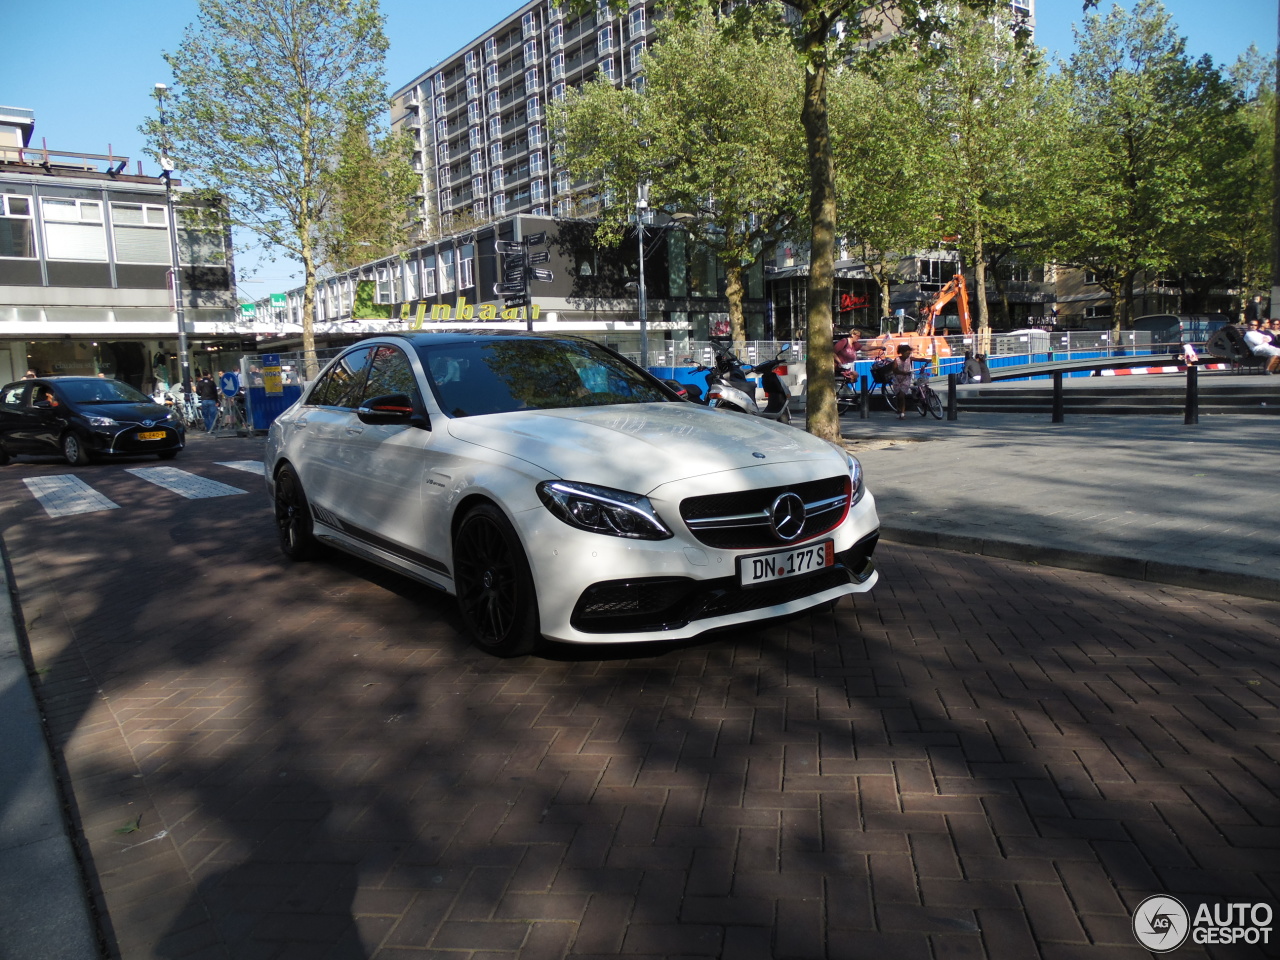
[906,372,944,419]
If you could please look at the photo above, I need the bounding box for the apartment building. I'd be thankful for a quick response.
[0,106,238,388]
[392,0,657,235]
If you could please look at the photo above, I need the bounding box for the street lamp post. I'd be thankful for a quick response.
[154,83,192,394]
[636,182,649,370]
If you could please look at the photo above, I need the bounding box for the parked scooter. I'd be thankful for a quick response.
[682,340,794,424]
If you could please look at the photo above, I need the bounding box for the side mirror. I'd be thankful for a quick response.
[357,393,427,428]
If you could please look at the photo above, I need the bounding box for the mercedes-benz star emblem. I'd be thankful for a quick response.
[769,492,806,542]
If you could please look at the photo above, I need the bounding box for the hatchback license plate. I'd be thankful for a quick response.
[740,540,834,587]
[137,431,166,441]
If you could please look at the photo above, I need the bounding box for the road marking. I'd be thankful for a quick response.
[216,460,265,475]
[23,476,120,518]
[125,467,247,499]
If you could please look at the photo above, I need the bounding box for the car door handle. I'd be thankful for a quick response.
[345,426,364,435]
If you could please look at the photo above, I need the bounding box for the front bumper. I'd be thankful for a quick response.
[91,424,185,456]
[520,489,880,645]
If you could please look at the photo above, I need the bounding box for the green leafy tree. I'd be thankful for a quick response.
[552,12,806,348]
[1053,0,1246,336]
[144,0,390,373]
[320,120,419,274]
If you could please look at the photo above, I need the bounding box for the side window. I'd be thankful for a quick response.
[361,345,421,404]
[308,347,372,408]
[1,384,27,409]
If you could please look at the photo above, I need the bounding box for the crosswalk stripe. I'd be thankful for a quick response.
[125,467,247,499]
[23,476,120,518]
[216,460,265,475]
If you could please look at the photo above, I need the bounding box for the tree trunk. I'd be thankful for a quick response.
[725,261,747,353]
[973,219,989,337]
[801,52,839,442]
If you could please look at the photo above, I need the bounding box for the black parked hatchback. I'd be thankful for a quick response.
[0,377,185,465]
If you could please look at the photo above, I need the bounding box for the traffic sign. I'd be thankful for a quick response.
[528,250,551,265]
[494,281,527,296]
[495,240,524,254]
[530,268,555,283]
[503,294,531,308]
[524,231,546,246]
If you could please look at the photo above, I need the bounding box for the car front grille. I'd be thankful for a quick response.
[679,475,851,549]
[570,533,878,635]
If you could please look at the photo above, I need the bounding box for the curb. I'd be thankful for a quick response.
[880,525,1280,604]
[0,556,102,959]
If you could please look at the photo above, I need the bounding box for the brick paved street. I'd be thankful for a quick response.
[2,437,1278,959]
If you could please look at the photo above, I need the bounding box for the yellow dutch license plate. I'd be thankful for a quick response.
[137,431,166,441]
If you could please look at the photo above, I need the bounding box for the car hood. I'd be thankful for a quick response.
[446,403,840,492]
[74,402,172,423]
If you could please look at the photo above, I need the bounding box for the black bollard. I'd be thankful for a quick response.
[860,375,869,420]
[1184,363,1199,424]
[947,373,958,421]
[1052,370,1064,423]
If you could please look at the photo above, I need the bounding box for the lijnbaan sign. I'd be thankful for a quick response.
[401,297,543,326]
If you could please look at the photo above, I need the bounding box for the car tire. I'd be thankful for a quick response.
[0,444,9,466]
[453,503,541,658]
[274,465,320,562]
[61,432,90,466]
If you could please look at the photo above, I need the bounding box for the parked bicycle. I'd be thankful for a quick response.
[835,366,901,416]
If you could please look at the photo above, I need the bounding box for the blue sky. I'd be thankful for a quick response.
[2,0,1273,293]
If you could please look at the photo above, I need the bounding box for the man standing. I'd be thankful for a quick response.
[196,371,219,432]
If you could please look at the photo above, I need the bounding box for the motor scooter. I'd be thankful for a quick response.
[682,340,794,424]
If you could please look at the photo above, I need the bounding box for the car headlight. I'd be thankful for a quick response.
[86,416,117,427]
[847,453,866,507]
[537,480,672,540]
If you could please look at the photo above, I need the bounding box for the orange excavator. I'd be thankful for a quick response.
[916,273,973,338]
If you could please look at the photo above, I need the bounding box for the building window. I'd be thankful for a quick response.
[531,179,546,202]
[485,36,498,61]
[522,10,538,37]
[492,168,505,190]
[470,150,483,173]
[459,243,475,288]
[434,72,445,93]
[598,24,614,54]
[629,6,645,37]
[918,258,955,284]
[423,254,437,295]
[492,193,506,215]
[0,193,36,259]
[41,197,107,261]
[468,126,482,148]
[529,150,545,173]
[439,249,456,293]
[550,22,563,47]
[527,96,542,119]
[434,94,447,116]
[1085,270,1100,285]
[436,119,448,139]
[472,176,485,196]
[528,124,543,148]
[599,57,616,81]
[472,201,487,221]
[405,259,419,300]
[488,116,503,139]
[466,76,479,99]
[466,49,479,72]
[490,141,504,164]
[376,265,393,304]
[532,205,547,216]
[555,171,571,194]
[468,102,482,124]
[110,202,169,264]
[552,81,566,100]
[438,142,451,164]
[525,66,540,90]
[440,187,453,208]
[523,39,538,65]
[487,90,501,113]
[551,52,565,79]
[1083,304,1112,320]
[486,63,499,87]
[629,41,645,72]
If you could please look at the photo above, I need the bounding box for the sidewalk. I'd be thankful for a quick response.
[841,410,1280,601]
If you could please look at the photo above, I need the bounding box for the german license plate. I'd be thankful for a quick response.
[137,430,166,441]
[739,540,834,587]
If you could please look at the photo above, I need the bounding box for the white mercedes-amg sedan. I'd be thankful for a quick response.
[265,333,879,656]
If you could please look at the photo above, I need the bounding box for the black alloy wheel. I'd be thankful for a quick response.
[62,432,90,466]
[274,466,319,561]
[453,503,541,657]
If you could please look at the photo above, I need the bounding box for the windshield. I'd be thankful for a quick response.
[59,380,152,405]
[417,338,672,418]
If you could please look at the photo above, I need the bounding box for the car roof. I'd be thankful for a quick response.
[373,331,594,349]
